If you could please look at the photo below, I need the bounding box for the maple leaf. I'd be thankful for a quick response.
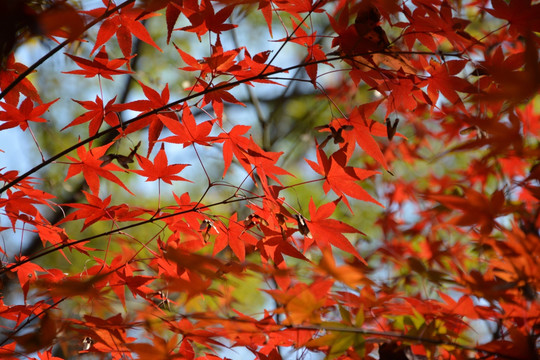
[64,47,133,80]
[251,148,293,190]
[344,102,390,169]
[305,198,367,264]
[11,257,47,301]
[428,188,510,235]
[330,2,390,58]
[212,124,292,186]
[424,58,475,110]
[128,334,184,360]
[72,313,136,353]
[34,221,70,248]
[0,343,16,359]
[82,256,154,307]
[401,1,476,52]
[0,97,58,131]
[34,1,85,42]
[213,124,251,177]
[267,280,333,325]
[59,191,145,231]
[174,43,208,73]
[485,0,540,37]
[275,0,325,20]
[306,145,382,209]
[285,287,325,325]
[162,192,209,244]
[284,19,329,85]
[461,113,523,156]
[65,143,134,195]
[161,247,227,298]
[214,213,258,262]
[159,103,214,147]
[475,33,540,104]
[164,0,184,43]
[36,351,63,360]
[63,96,127,136]
[133,144,191,184]
[0,54,41,105]
[187,80,245,121]
[234,49,283,83]
[36,270,107,300]
[124,82,181,155]
[84,1,162,58]
[317,248,373,288]
[13,313,58,353]
[3,0,539,357]
[256,226,308,266]
[0,186,55,229]
[175,37,241,79]
[215,126,292,188]
[487,225,539,300]
[381,78,429,115]
[178,0,237,39]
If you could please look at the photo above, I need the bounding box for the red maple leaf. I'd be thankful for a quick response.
[0,187,55,229]
[424,58,475,110]
[63,96,127,136]
[402,1,475,52]
[84,255,154,307]
[84,1,162,58]
[163,0,185,43]
[124,82,180,155]
[159,103,214,147]
[0,97,58,131]
[275,0,324,19]
[305,145,382,209]
[0,54,41,105]
[321,101,406,167]
[34,221,70,247]
[12,257,47,300]
[233,49,283,83]
[64,46,133,80]
[305,198,366,264]
[210,124,248,177]
[34,1,85,42]
[175,39,240,79]
[485,0,540,36]
[214,0,273,35]
[65,143,133,195]
[213,124,291,185]
[36,350,63,360]
[59,191,145,231]
[345,103,390,169]
[428,188,510,235]
[178,0,237,40]
[256,226,307,267]
[133,144,191,184]
[187,79,245,121]
[214,213,258,262]
[248,145,293,190]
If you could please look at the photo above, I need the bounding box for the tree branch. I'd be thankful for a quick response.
[0,0,136,100]
[0,50,452,195]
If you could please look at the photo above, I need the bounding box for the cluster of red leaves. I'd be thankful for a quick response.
[0,0,539,360]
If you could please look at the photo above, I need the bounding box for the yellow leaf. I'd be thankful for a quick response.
[285,289,324,325]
